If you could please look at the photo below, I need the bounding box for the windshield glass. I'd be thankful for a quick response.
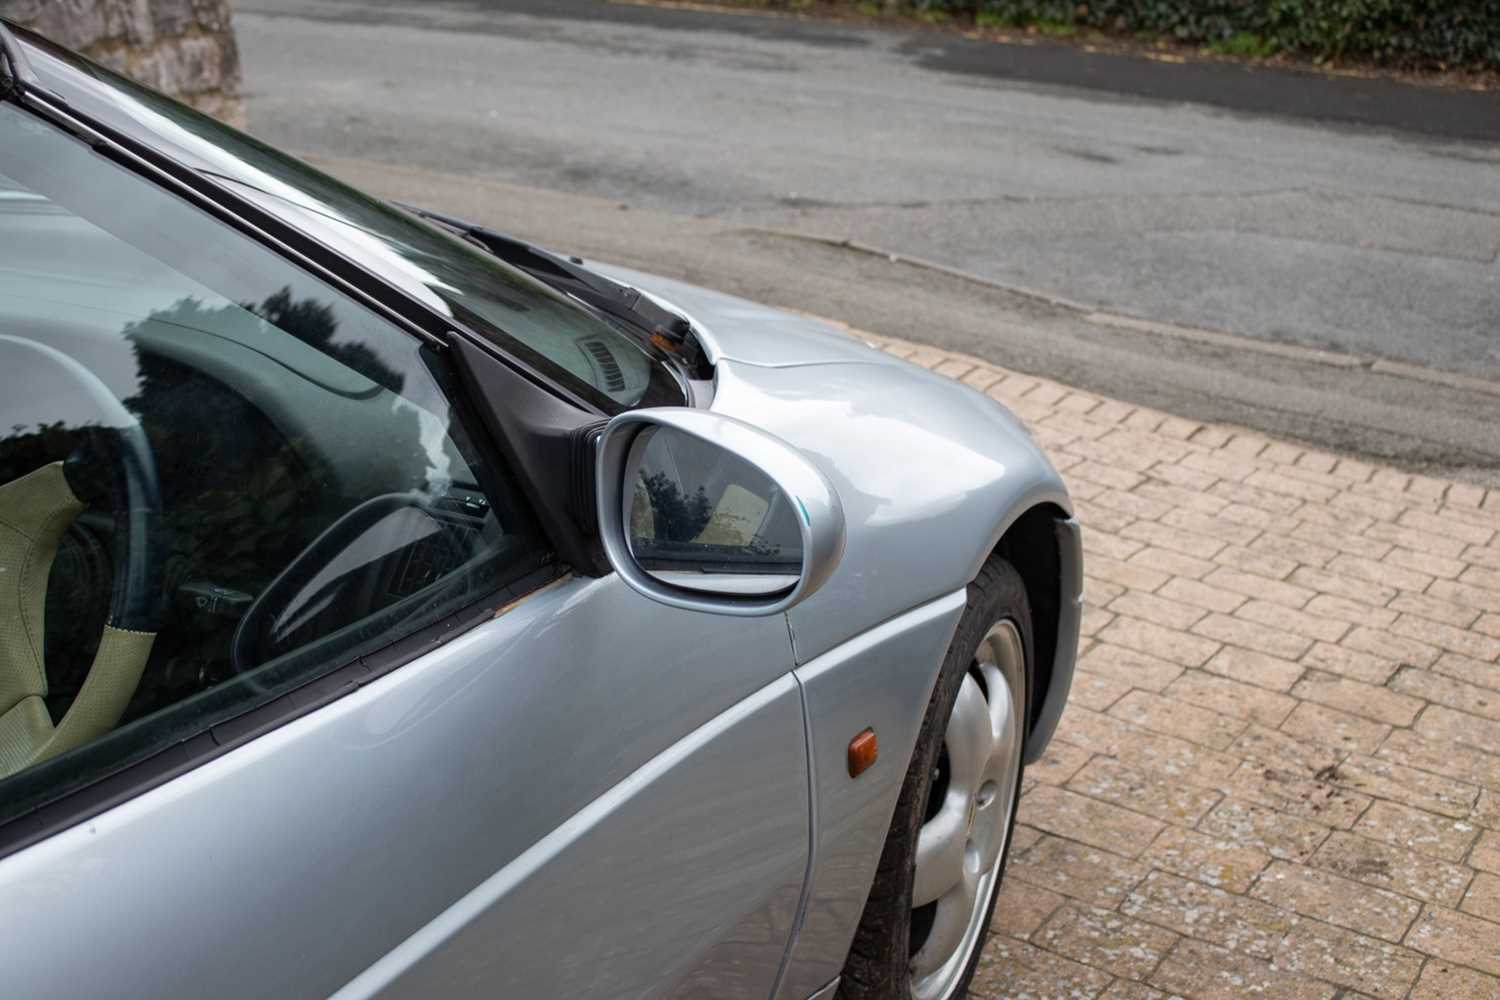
[21,38,685,413]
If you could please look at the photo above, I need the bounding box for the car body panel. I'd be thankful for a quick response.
[708,358,1072,663]
[341,673,808,1000]
[589,262,885,369]
[775,589,968,1000]
[0,575,804,999]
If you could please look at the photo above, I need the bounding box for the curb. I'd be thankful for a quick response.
[749,228,1500,399]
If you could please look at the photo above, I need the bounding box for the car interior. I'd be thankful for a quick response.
[0,105,544,787]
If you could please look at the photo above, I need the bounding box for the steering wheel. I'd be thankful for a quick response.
[0,336,162,779]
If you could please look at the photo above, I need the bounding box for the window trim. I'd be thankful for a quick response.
[11,82,614,419]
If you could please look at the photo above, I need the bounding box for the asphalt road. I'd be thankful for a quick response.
[234,0,1500,479]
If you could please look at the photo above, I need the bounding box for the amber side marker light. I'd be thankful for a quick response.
[847,728,878,778]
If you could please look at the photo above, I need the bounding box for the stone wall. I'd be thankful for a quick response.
[0,0,241,122]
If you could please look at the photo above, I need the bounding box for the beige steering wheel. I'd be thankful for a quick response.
[0,461,156,777]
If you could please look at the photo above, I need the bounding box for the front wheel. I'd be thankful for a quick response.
[838,555,1032,1000]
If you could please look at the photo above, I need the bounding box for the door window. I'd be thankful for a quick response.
[0,103,550,816]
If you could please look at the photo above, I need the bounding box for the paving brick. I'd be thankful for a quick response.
[1332,754,1479,820]
[1390,592,1483,629]
[1099,616,1221,668]
[1405,906,1500,976]
[1108,590,1208,631]
[1193,613,1312,661]
[1300,641,1399,685]
[1327,553,1434,595]
[1076,643,1184,692]
[1067,757,1222,827]
[1376,729,1500,795]
[1209,478,1304,517]
[1150,938,1335,1000]
[1280,701,1390,755]
[1157,576,1246,614]
[1461,871,1500,924]
[1366,522,1470,560]
[1251,860,1420,941]
[1007,835,1153,909]
[1122,519,1228,561]
[1108,689,1245,750]
[1315,831,1473,906]
[1232,725,1343,777]
[1199,798,1332,862]
[1388,546,1468,581]
[1352,800,1479,863]
[1137,479,1230,516]
[1409,961,1500,1000]
[1080,606,1114,638]
[1122,870,1294,958]
[1203,567,1314,609]
[1029,739,1094,787]
[1302,593,1398,630]
[1476,789,1500,828]
[1461,562,1500,592]
[1291,521,1392,561]
[1165,672,1298,727]
[1069,670,1135,712]
[1237,599,1351,644]
[1247,469,1337,503]
[1214,542,1300,581]
[1094,487,1174,522]
[1150,460,1217,492]
[1277,920,1424,1000]
[992,878,1066,940]
[1160,508,1261,548]
[1397,508,1495,548]
[1429,651,1500,692]
[1393,667,1500,722]
[1143,824,1271,893]
[1204,646,1304,692]
[1023,785,1166,859]
[1415,706,1500,757]
[1291,673,1423,727]
[1034,903,1180,981]
[1391,613,1500,662]
[1131,545,1217,581]
[1098,981,1174,1000]
[1433,579,1500,616]
[1246,532,1338,571]
[1070,460,1148,493]
[1221,760,1372,830]
[1084,529,1150,562]
[971,936,1114,1000]
[1288,566,1397,608]
[1473,831,1500,874]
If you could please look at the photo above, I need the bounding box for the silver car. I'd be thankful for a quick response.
[0,20,1079,1000]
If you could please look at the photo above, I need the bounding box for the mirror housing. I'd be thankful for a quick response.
[596,408,845,616]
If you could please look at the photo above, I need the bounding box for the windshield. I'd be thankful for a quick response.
[19,37,686,413]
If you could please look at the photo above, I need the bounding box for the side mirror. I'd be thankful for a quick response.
[596,409,846,616]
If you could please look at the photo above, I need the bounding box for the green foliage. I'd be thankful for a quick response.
[831,0,1500,70]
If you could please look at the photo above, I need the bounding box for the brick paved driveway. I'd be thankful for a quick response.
[862,331,1500,1000]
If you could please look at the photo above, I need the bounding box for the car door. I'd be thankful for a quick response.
[0,98,808,1000]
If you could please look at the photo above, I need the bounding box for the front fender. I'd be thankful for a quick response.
[709,356,1071,661]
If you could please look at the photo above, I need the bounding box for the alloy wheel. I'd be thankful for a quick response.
[908,618,1026,1000]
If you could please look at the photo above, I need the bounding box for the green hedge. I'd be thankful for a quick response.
[857,1,1500,71]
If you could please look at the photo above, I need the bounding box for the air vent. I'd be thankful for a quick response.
[581,338,626,393]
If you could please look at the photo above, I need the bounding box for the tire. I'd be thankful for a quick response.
[837,554,1033,1000]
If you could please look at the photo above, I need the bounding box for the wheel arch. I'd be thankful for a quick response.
[986,502,1083,764]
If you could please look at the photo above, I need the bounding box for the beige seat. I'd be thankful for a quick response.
[0,461,154,777]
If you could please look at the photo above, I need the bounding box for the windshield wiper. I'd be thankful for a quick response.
[397,203,710,377]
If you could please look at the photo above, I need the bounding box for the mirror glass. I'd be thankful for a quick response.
[625,426,804,596]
